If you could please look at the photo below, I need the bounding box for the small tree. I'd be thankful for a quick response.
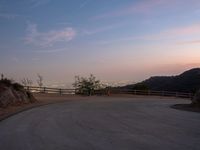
[37,74,43,88]
[1,74,4,80]
[192,89,200,107]
[132,83,149,91]
[73,74,101,96]
[21,78,33,86]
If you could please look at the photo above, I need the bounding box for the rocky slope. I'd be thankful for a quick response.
[0,79,36,108]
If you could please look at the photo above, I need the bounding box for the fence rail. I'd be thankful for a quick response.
[24,86,76,95]
[108,89,193,98]
[24,86,194,99]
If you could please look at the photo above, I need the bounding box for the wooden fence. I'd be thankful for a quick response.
[24,86,193,99]
[24,86,75,95]
[106,89,193,98]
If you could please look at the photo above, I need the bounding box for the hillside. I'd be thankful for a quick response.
[0,79,36,108]
[124,68,200,93]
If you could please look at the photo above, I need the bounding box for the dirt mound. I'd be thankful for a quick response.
[0,82,36,108]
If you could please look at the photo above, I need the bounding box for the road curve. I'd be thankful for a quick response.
[0,96,200,150]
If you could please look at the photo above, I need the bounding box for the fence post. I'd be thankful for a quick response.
[162,91,165,96]
[176,92,178,97]
[189,93,192,99]
[107,88,110,96]
[43,87,46,93]
[148,90,151,95]
[134,90,136,95]
[59,89,62,95]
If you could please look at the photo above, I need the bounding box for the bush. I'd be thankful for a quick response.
[0,78,12,87]
[73,74,101,96]
[12,83,24,91]
[192,89,200,107]
[132,83,149,91]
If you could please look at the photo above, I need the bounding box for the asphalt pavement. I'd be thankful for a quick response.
[0,96,199,150]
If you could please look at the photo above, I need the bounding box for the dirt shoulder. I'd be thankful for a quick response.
[0,93,193,121]
[0,93,85,121]
[171,103,200,113]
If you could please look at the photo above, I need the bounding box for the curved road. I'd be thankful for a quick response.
[0,96,200,150]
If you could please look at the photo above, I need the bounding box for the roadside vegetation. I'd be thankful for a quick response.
[192,89,200,107]
[73,74,102,96]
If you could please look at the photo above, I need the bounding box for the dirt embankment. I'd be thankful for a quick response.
[0,92,84,121]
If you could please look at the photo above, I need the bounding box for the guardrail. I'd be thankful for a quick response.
[24,86,194,98]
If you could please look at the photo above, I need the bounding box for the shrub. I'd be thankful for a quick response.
[73,74,101,96]
[192,89,200,107]
[12,83,24,91]
[132,83,149,91]
[0,78,12,87]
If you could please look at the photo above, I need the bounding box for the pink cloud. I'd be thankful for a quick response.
[176,40,200,45]
[93,0,200,20]
[94,23,200,45]
[93,0,168,20]
[138,23,200,41]
[166,24,200,36]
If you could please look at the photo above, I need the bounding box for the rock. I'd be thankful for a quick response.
[0,83,37,108]
[192,89,200,107]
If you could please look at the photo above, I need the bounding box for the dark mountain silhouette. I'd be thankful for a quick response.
[123,68,200,93]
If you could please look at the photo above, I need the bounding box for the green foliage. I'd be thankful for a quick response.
[73,74,101,95]
[132,83,149,91]
[12,83,24,91]
[192,89,200,107]
[0,78,12,87]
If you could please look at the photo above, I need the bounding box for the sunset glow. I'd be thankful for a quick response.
[0,0,200,87]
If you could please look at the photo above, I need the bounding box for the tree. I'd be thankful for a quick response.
[132,83,149,91]
[192,89,200,107]
[21,78,33,86]
[73,74,101,95]
[1,74,4,80]
[37,74,43,87]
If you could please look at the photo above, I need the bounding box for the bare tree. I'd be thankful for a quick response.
[21,78,33,86]
[37,74,43,87]
[1,74,4,80]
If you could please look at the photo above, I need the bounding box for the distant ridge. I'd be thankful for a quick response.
[123,68,200,93]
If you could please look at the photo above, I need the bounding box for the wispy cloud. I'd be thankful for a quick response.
[31,48,67,53]
[93,0,166,19]
[82,23,124,35]
[30,0,52,7]
[24,22,76,47]
[95,23,200,45]
[0,13,19,19]
[142,23,200,41]
[165,24,200,36]
[57,22,72,26]
[176,40,200,45]
[93,0,200,20]
[80,0,91,8]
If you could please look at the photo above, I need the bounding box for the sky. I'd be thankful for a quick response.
[0,0,200,87]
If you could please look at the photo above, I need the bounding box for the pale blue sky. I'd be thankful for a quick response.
[0,0,200,87]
